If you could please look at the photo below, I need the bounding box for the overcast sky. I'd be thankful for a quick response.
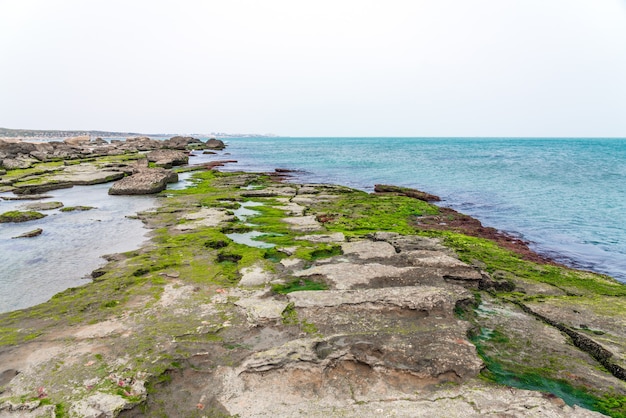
[1,0,625,137]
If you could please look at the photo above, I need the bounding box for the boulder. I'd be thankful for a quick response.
[146,150,189,167]
[108,169,178,195]
[205,138,226,150]
[162,136,204,150]
[91,137,108,145]
[125,136,160,151]
[63,135,90,146]
[0,139,36,159]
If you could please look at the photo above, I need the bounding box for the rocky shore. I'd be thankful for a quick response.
[1,139,625,417]
[0,135,225,196]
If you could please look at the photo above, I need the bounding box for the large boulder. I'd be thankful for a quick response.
[125,136,160,151]
[146,150,189,167]
[205,138,225,150]
[0,139,36,159]
[108,169,178,195]
[162,136,204,150]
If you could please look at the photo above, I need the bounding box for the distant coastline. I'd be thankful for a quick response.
[0,127,278,141]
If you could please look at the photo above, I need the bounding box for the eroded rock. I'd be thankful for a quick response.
[108,169,177,195]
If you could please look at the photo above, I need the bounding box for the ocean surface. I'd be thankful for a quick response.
[216,137,626,282]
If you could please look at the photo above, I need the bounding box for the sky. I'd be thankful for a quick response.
[1,0,626,137]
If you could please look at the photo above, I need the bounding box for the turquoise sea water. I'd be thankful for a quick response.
[216,137,626,282]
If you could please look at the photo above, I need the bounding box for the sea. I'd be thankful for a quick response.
[218,137,626,282]
[1,137,624,313]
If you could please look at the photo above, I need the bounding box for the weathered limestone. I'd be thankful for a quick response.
[239,264,274,287]
[108,169,177,195]
[295,232,345,243]
[146,150,189,168]
[173,207,234,230]
[283,215,323,232]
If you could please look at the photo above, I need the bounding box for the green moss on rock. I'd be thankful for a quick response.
[0,210,47,223]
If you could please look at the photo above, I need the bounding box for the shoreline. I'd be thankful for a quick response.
[1,139,625,416]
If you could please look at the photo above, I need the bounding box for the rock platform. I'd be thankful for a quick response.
[0,171,623,417]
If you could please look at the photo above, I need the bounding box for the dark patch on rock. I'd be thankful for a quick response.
[205,239,229,249]
[91,268,108,279]
[217,253,242,263]
[0,369,19,387]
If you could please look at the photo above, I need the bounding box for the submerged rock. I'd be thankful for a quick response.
[12,228,43,238]
[25,201,63,211]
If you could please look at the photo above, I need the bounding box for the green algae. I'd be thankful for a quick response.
[0,210,46,223]
[0,161,65,182]
[421,230,626,297]
[314,191,439,236]
[60,205,95,212]
[473,331,626,417]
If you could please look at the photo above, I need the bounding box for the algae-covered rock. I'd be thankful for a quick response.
[12,228,43,238]
[60,205,95,212]
[0,210,46,223]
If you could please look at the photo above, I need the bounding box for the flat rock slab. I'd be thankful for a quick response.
[296,232,345,243]
[402,250,467,267]
[235,297,290,324]
[341,240,397,259]
[371,232,448,252]
[24,201,63,211]
[294,262,416,290]
[287,286,470,311]
[174,207,234,230]
[275,201,306,216]
[217,374,604,417]
[239,265,273,287]
[53,164,126,185]
[109,169,176,195]
[283,215,323,232]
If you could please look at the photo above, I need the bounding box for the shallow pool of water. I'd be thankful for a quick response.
[0,183,156,313]
[226,231,276,249]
